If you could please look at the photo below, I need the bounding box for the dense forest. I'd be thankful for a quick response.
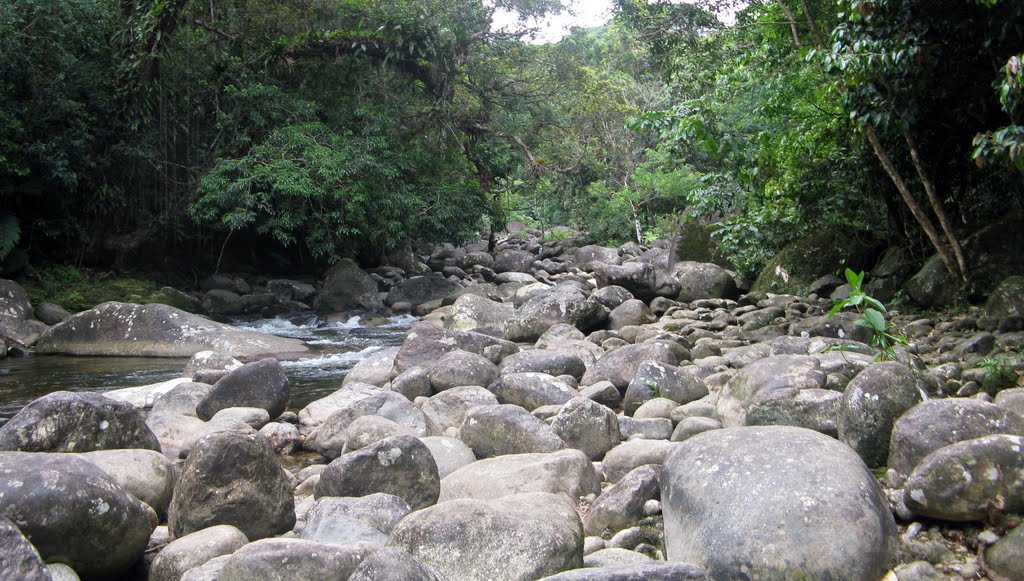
[1,0,1021,286]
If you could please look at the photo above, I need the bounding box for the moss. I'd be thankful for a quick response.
[752,229,884,296]
[675,220,732,268]
[21,265,186,313]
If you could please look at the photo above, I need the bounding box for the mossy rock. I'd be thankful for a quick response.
[675,221,732,268]
[146,286,202,313]
[752,229,884,296]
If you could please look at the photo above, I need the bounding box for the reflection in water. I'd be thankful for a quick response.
[0,312,413,425]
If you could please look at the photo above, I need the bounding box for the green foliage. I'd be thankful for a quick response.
[0,211,20,261]
[828,269,907,360]
[977,354,1023,395]
[973,55,1024,172]
[24,265,166,312]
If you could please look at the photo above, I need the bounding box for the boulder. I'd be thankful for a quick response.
[149,525,249,581]
[390,367,433,400]
[79,449,175,517]
[488,372,577,411]
[607,299,656,330]
[344,416,412,451]
[195,358,290,421]
[505,286,609,343]
[259,421,301,454]
[168,431,295,541]
[314,389,429,459]
[673,261,738,303]
[183,350,243,384]
[394,322,518,373]
[576,245,621,269]
[499,349,587,379]
[551,397,621,460]
[985,524,1024,581]
[903,434,1024,521]
[590,286,635,310]
[602,439,680,483]
[623,361,708,416]
[33,302,70,326]
[440,449,600,502]
[445,294,514,333]
[389,492,584,581]
[427,349,500,391]
[419,436,477,479]
[0,452,154,579]
[888,399,1024,485]
[302,493,410,546]
[582,342,680,391]
[662,426,897,580]
[0,517,50,581]
[460,404,565,458]
[315,435,440,511]
[0,391,160,453]
[751,229,882,295]
[349,547,444,581]
[342,347,400,387]
[986,275,1024,318]
[716,355,825,427]
[745,388,841,437]
[583,465,659,537]
[838,362,927,468]
[104,377,197,410]
[313,258,384,313]
[218,538,376,581]
[494,249,536,273]
[593,261,680,303]
[421,386,499,434]
[386,275,462,307]
[34,302,309,359]
[201,289,244,317]
[542,562,710,580]
[267,279,317,303]
[0,279,34,321]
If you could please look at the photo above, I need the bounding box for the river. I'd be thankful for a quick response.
[0,313,415,425]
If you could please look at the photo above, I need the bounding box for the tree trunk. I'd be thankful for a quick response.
[774,1,803,49]
[862,125,962,282]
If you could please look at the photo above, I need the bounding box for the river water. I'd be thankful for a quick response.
[0,313,415,425]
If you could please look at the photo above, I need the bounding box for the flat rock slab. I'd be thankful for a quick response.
[34,302,309,360]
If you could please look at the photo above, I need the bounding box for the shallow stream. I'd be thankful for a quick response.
[0,312,414,425]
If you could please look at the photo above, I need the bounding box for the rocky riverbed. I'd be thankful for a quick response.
[1,227,1024,580]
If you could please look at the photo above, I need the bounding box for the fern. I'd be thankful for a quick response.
[0,212,19,261]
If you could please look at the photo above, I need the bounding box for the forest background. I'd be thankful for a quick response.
[1,0,1021,301]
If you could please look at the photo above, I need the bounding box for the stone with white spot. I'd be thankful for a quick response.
[315,435,440,510]
[716,355,825,428]
[0,516,50,581]
[459,404,566,458]
[302,493,410,546]
[662,426,897,580]
[439,448,600,503]
[838,362,927,468]
[419,436,477,479]
[218,538,377,581]
[78,448,175,518]
[196,358,290,421]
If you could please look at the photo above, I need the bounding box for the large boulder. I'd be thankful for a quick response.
[79,449,175,517]
[551,397,621,460]
[903,434,1024,521]
[716,355,825,427]
[386,275,462,307]
[499,349,587,379]
[439,449,601,502]
[315,435,440,511]
[751,229,882,295]
[888,399,1024,485]
[0,391,160,453]
[986,275,1024,318]
[593,261,679,302]
[583,465,659,537]
[150,525,249,581]
[0,279,47,346]
[421,386,499,434]
[349,546,445,581]
[494,249,536,274]
[34,302,309,359]
[504,286,609,343]
[168,431,295,541]
[0,517,50,581]
[488,372,577,411]
[0,452,154,579]
[394,322,519,373]
[427,349,500,391]
[218,538,377,581]
[389,492,584,581]
[576,245,622,269]
[673,261,738,303]
[581,342,680,391]
[445,294,514,333]
[838,362,927,468]
[195,358,290,421]
[313,389,429,459]
[460,404,566,458]
[302,493,410,546]
[314,258,384,313]
[623,361,708,416]
[662,426,897,580]
[343,347,400,387]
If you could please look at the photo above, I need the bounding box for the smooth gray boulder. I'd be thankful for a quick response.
[315,435,440,511]
[551,397,621,460]
[343,347,400,387]
[488,372,577,411]
[349,547,445,581]
[888,398,1024,485]
[149,525,249,581]
[602,439,680,483]
[460,404,566,458]
[314,258,384,313]
[541,562,710,580]
[584,465,659,537]
[838,362,927,468]
[445,293,514,333]
[389,492,584,581]
[152,381,212,416]
[577,245,621,269]
[79,449,175,517]
[302,494,410,546]
[103,376,195,409]
[717,355,825,427]
[494,249,536,273]
[985,524,1024,581]
[427,349,500,391]
[903,434,1024,521]
[607,299,656,330]
[662,426,897,580]
[673,261,738,303]
[386,275,462,307]
[168,431,294,541]
[421,387,498,434]
[745,387,841,437]
[593,261,680,302]
[0,517,50,581]
[582,342,680,391]
[394,322,518,373]
[505,286,609,343]
[219,538,377,581]
[195,358,290,421]
[35,302,309,359]
[344,416,412,452]
[314,389,429,459]
[623,361,708,416]
[0,452,154,579]
[440,449,600,503]
[420,436,477,479]
[0,391,160,453]
[499,349,587,379]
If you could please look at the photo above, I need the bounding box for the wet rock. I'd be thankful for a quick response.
[662,426,897,580]
[582,342,680,391]
[903,434,1024,521]
[440,448,600,503]
[584,465,659,537]
[169,431,294,541]
[35,302,309,359]
[427,349,500,391]
[218,538,376,581]
[0,452,154,579]
[460,404,566,458]
[302,493,410,546]
[623,361,708,416]
[389,492,583,581]
[551,397,621,460]
[315,435,440,511]
[313,258,383,313]
[838,362,927,468]
[716,355,825,427]
[196,358,290,421]
[488,372,577,411]
[150,525,249,581]
[0,516,50,581]
[0,391,160,453]
[888,398,1024,485]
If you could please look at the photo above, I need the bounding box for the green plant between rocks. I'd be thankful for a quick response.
[977,353,1023,395]
[828,268,908,361]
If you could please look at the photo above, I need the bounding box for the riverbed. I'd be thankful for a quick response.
[0,312,415,424]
